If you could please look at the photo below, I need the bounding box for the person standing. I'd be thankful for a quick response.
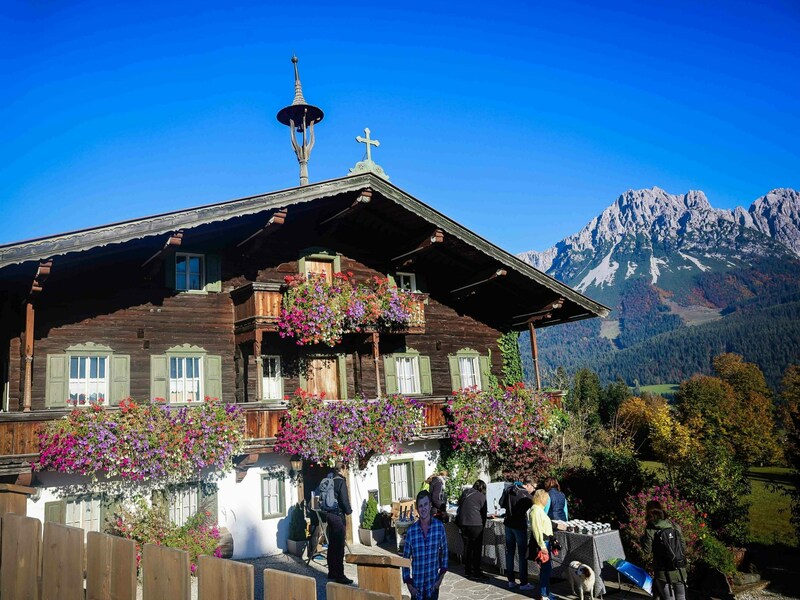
[428,471,448,521]
[499,479,535,590]
[530,489,554,600]
[642,500,688,600]
[543,477,569,521]
[402,490,449,600]
[456,479,488,580]
[323,461,353,585]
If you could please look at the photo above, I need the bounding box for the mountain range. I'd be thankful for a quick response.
[518,187,800,389]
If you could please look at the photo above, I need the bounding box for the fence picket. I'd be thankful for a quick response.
[142,543,191,600]
[0,514,41,600]
[41,522,84,600]
[326,583,393,600]
[86,531,137,600]
[263,568,317,600]
[197,554,253,600]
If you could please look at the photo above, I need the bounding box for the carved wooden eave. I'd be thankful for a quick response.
[237,209,288,255]
[0,173,610,326]
[391,228,444,267]
[450,268,507,300]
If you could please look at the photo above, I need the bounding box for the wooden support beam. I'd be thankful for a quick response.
[237,209,288,253]
[254,330,263,403]
[529,322,541,391]
[318,189,372,228]
[142,231,183,268]
[372,332,382,398]
[391,229,444,266]
[450,268,507,299]
[22,260,52,412]
[29,259,52,295]
[511,298,564,327]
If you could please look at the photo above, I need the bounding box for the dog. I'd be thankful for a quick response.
[567,561,596,600]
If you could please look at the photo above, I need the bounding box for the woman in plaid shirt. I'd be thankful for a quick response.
[402,490,449,600]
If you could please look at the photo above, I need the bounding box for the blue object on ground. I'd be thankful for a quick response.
[606,557,653,595]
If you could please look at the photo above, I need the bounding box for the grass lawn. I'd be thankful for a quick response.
[639,462,796,547]
[746,466,796,547]
[638,384,679,397]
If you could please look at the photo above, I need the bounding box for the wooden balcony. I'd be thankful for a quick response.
[230,281,427,343]
[0,399,450,476]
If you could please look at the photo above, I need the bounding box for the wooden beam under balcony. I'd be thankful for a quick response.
[391,229,444,267]
[511,298,565,328]
[237,209,288,255]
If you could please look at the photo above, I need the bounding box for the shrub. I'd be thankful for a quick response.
[110,497,221,575]
[699,535,737,576]
[584,447,656,525]
[360,497,380,530]
[672,444,751,546]
[288,503,307,541]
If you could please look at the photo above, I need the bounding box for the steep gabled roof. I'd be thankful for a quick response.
[0,173,609,328]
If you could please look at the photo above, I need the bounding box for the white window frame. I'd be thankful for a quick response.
[395,356,420,395]
[262,356,283,401]
[69,355,110,405]
[395,272,417,292]
[389,460,413,501]
[168,485,200,527]
[261,474,286,519]
[65,496,102,536]
[175,253,205,291]
[169,355,203,403]
[458,355,482,390]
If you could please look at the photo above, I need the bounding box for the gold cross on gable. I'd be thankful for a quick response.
[356,128,380,162]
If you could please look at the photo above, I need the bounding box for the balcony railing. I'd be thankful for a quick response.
[230,281,427,337]
[0,399,450,475]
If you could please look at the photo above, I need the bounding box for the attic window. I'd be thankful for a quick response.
[175,253,205,291]
[396,272,417,292]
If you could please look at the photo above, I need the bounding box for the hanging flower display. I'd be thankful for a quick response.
[278,272,422,347]
[35,397,245,483]
[274,389,425,465]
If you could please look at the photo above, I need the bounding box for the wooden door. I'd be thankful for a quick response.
[307,357,339,399]
[305,259,333,280]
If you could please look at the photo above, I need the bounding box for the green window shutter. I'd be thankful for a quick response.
[204,254,222,293]
[337,354,347,400]
[44,500,66,523]
[150,355,168,401]
[478,356,491,389]
[448,356,461,392]
[46,354,68,408]
[201,485,219,524]
[297,256,307,277]
[110,355,131,404]
[377,464,392,505]
[205,355,223,401]
[413,460,426,492]
[419,356,432,395]
[100,496,120,533]
[387,274,397,289]
[383,355,398,395]
[165,254,176,289]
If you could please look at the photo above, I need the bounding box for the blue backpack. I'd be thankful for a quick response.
[316,474,339,512]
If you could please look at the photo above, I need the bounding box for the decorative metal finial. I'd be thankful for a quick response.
[277,56,324,186]
[348,127,390,180]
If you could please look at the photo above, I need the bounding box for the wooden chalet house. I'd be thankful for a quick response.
[0,172,608,557]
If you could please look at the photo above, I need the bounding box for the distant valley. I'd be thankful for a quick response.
[518,187,800,388]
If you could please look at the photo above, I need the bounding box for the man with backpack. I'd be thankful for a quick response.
[316,461,353,584]
[642,500,687,600]
[499,479,535,590]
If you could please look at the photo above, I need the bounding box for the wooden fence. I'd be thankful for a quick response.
[0,514,391,600]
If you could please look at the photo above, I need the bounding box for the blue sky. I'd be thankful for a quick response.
[1,0,798,253]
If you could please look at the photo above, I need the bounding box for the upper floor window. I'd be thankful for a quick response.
[458,355,481,389]
[69,355,109,404]
[298,249,341,280]
[395,272,417,292]
[169,356,203,403]
[383,350,432,396]
[175,253,205,291]
[449,349,491,392]
[395,356,420,395]
[262,356,283,401]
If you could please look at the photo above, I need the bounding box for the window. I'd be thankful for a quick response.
[383,351,432,396]
[395,272,417,292]
[298,250,341,280]
[395,356,420,395]
[262,356,282,400]
[377,459,425,505]
[69,355,109,404]
[458,356,481,390]
[46,343,130,409]
[261,474,286,519]
[175,253,205,291]
[65,496,102,534]
[449,349,490,392]
[169,356,203,403]
[169,486,200,526]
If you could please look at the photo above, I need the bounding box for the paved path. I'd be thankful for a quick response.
[239,542,651,600]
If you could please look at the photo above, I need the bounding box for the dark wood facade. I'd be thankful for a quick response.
[0,174,609,476]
